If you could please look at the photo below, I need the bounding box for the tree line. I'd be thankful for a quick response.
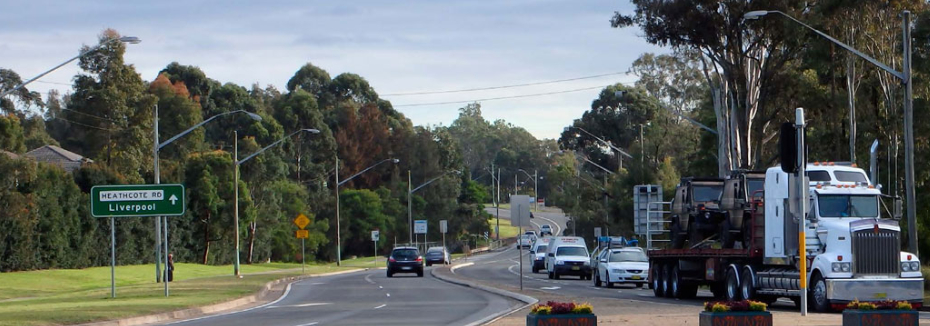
[0,29,552,272]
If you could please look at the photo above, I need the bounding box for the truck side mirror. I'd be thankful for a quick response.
[548,253,554,257]
[894,198,903,220]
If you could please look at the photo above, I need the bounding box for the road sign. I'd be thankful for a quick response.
[371,230,380,241]
[510,195,531,227]
[91,184,185,217]
[483,231,489,239]
[594,227,602,238]
[440,220,448,234]
[296,229,309,239]
[414,220,427,234]
[294,213,311,229]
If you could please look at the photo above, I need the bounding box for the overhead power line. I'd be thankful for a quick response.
[392,85,610,107]
[52,116,118,131]
[62,107,120,123]
[381,72,626,96]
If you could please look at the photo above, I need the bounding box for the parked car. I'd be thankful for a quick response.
[530,237,552,273]
[424,246,450,266]
[545,236,591,280]
[387,247,423,277]
[517,234,535,249]
[593,247,648,288]
[540,224,553,236]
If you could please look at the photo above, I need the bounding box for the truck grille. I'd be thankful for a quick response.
[852,228,900,275]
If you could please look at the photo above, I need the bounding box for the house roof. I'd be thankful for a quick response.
[25,145,92,163]
[0,150,18,159]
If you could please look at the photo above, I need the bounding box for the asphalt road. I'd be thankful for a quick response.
[165,267,519,326]
[485,207,569,237]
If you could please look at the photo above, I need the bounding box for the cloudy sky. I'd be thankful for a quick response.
[1,0,667,139]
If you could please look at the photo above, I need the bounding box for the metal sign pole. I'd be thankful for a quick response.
[164,217,169,297]
[518,204,524,291]
[796,108,808,316]
[110,217,116,298]
[302,238,306,274]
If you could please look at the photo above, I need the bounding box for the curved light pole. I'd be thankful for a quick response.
[408,170,462,245]
[153,109,261,285]
[335,158,400,266]
[234,128,320,276]
[1,36,141,98]
[746,9,916,316]
[518,169,539,212]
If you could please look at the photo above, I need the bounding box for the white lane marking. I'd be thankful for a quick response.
[309,282,326,285]
[295,323,318,326]
[374,304,387,309]
[172,282,295,322]
[378,286,383,289]
[386,293,391,297]
[266,302,332,309]
[540,286,561,290]
[364,273,376,284]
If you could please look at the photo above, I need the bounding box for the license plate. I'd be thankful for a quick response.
[874,292,887,299]
[572,266,580,271]
[631,275,642,280]
[401,266,412,270]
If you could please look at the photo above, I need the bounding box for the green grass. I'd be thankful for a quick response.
[485,203,511,210]
[489,216,520,239]
[0,262,358,326]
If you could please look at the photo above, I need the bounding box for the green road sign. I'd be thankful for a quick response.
[91,184,185,217]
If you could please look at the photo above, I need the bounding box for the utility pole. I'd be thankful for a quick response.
[408,170,413,244]
[496,168,501,241]
[534,169,538,212]
[233,131,240,276]
[335,155,341,266]
[902,11,918,256]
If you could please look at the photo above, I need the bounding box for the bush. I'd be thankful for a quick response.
[703,300,767,312]
[530,301,593,315]
[572,302,593,314]
[531,304,552,315]
[847,299,912,311]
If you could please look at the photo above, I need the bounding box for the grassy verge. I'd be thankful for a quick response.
[489,216,520,239]
[485,203,512,210]
[0,262,355,326]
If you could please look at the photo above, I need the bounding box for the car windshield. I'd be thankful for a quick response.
[392,249,419,259]
[835,171,868,183]
[818,195,878,218]
[536,245,547,253]
[542,225,550,229]
[609,251,648,262]
[693,185,723,202]
[556,247,587,257]
[427,247,443,253]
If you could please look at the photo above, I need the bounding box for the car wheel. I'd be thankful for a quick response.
[606,272,613,288]
[635,283,643,288]
[741,216,753,249]
[533,266,539,273]
[554,271,560,280]
[688,220,703,246]
[387,271,393,278]
[810,273,831,312]
[719,217,735,249]
[426,262,432,267]
[417,271,424,277]
[669,219,685,249]
[548,271,554,279]
[593,271,601,287]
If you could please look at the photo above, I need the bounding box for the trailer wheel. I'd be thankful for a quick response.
[669,265,681,298]
[652,263,665,297]
[662,264,674,297]
[740,267,756,301]
[810,273,831,312]
[725,267,742,301]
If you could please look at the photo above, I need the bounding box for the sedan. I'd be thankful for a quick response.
[424,246,450,266]
[593,248,648,288]
[387,247,423,277]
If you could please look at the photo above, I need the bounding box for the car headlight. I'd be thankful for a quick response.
[902,261,919,272]
[832,262,851,273]
[583,261,590,266]
[556,260,565,265]
[910,261,920,271]
[611,269,622,274]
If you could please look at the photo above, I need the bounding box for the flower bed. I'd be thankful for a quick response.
[842,300,918,326]
[699,300,772,326]
[526,301,596,326]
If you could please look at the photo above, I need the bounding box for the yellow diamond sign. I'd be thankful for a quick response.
[294,213,311,229]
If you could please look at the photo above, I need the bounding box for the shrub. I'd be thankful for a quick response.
[530,301,593,315]
[572,302,593,314]
[703,300,767,312]
[532,305,552,315]
[847,299,912,311]
[748,301,768,312]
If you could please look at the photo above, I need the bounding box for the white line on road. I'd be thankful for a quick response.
[540,286,561,290]
[374,304,387,309]
[386,293,391,297]
[295,322,318,326]
[266,302,332,309]
[365,273,376,284]
[378,286,383,289]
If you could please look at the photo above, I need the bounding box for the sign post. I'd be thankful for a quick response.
[294,214,311,274]
[372,230,380,263]
[440,220,448,251]
[511,196,531,291]
[414,220,427,251]
[91,184,185,298]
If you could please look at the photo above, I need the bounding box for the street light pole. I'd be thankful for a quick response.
[335,158,400,264]
[408,170,462,245]
[744,9,918,256]
[154,109,261,281]
[408,170,412,244]
[234,128,320,275]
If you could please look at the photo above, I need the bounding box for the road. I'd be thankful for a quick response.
[165,267,519,326]
[485,207,569,237]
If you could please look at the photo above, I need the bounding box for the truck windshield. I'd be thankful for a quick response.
[818,195,878,218]
[835,171,868,183]
[693,185,723,202]
[556,247,588,257]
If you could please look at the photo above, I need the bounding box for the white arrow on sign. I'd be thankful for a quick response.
[169,195,178,205]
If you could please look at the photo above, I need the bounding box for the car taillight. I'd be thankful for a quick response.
[416,256,423,262]
[389,257,396,262]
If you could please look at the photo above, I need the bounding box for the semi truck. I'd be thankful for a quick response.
[648,163,923,312]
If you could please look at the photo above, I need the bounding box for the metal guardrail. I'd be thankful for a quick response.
[646,201,672,250]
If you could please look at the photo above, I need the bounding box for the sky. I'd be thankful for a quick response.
[1,0,668,140]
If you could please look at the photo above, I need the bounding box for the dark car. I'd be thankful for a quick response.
[424,246,450,266]
[387,247,423,277]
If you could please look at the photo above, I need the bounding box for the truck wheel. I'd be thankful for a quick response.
[670,220,685,249]
[652,263,666,297]
[725,267,742,301]
[662,264,674,297]
[740,267,756,301]
[741,216,753,248]
[669,265,681,298]
[688,221,703,246]
[810,273,831,312]
[719,218,735,249]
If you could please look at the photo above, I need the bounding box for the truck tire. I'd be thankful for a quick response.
[739,267,756,301]
[669,265,681,298]
[725,267,742,301]
[652,263,666,297]
[719,218,735,249]
[810,273,831,312]
[662,264,674,297]
[741,215,753,249]
[670,219,685,249]
[688,220,703,246]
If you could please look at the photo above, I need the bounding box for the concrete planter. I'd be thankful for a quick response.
[526,313,596,326]
[699,311,772,326]
[842,310,918,326]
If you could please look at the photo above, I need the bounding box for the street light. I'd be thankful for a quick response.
[745,8,918,315]
[1,36,141,98]
[408,170,462,245]
[335,158,400,266]
[518,169,538,212]
[566,126,632,171]
[233,128,320,276]
[153,108,261,285]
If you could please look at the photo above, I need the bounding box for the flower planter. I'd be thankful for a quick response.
[526,313,597,326]
[699,311,772,326]
[842,310,918,326]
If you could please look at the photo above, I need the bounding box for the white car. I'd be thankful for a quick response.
[593,248,649,288]
[540,224,553,236]
[517,234,535,249]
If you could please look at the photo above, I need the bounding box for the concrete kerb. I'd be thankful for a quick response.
[78,268,367,326]
[432,262,537,326]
